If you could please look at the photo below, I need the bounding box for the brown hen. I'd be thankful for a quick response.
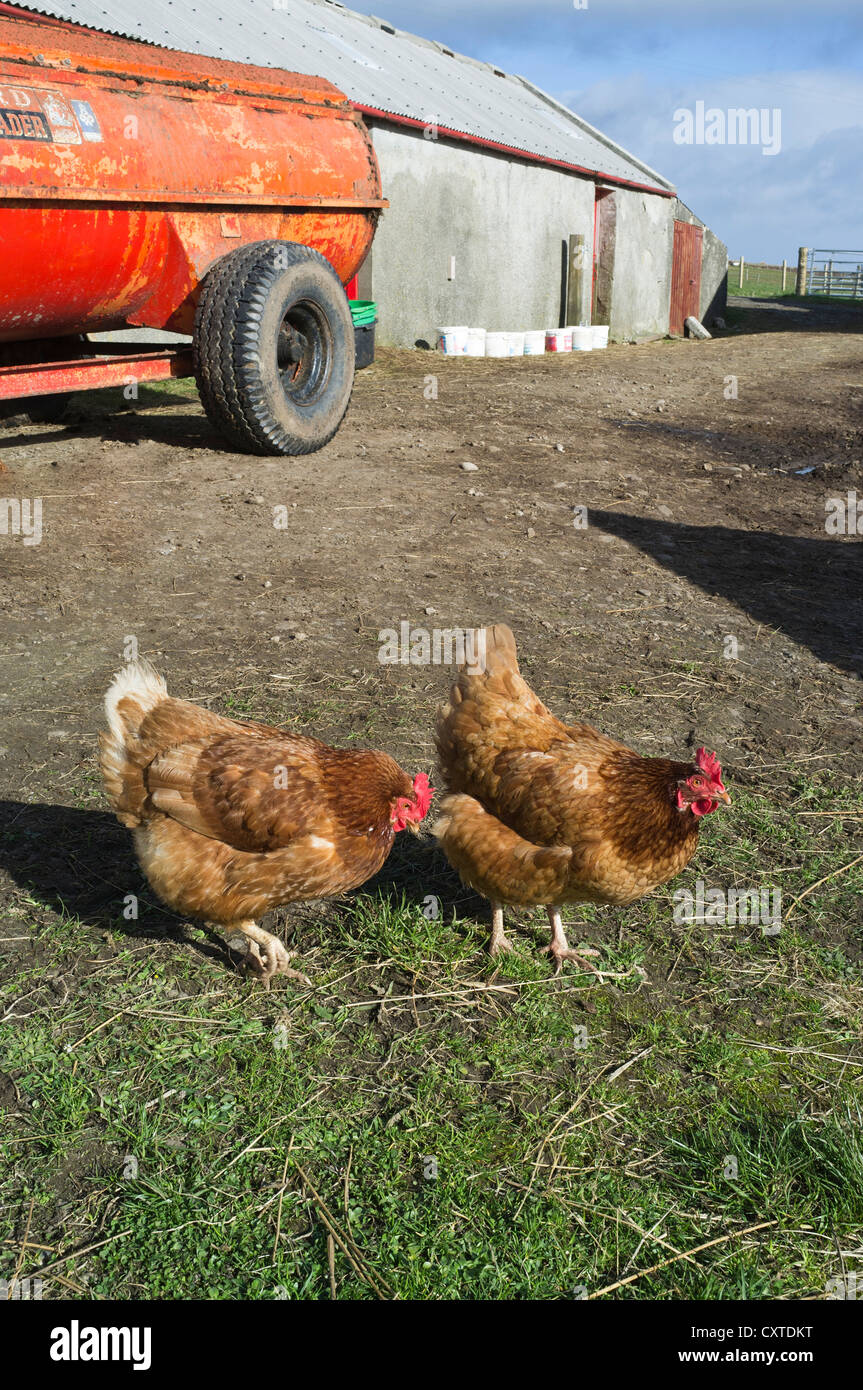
[100,661,432,986]
[433,625,730,973]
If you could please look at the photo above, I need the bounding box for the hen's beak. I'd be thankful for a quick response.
[404,819,421,835]
[714,788,732,805]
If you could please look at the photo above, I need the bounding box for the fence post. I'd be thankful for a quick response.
[781,259,787,293]
[796,246,808,295]
[566,233,586,326]
[826,259,833,296]
[738,256,744,290]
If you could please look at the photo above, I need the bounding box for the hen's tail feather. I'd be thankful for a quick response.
[436,624,548,771]
[100,659,169,827]
[475,623,519,678]
[104,658,168,742]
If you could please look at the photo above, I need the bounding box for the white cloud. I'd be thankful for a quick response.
[566,71,863,257]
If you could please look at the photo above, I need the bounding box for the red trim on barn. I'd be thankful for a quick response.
[1,9,674,196]
[353,104,675,199]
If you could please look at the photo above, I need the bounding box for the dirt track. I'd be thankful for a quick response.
[1,300,861,817]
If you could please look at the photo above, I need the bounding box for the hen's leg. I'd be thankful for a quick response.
[544,907,602,977]
[489,901,515,957]
[224,920,310,989]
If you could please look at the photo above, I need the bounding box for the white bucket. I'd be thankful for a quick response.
[465,327,487,357]
[523,330,546,355]
[437,325,468,355]
[485,331,509,358]
[591,325,610,349]
[507,331,525,356]
[560,327,573,352]
[570,326,593,352]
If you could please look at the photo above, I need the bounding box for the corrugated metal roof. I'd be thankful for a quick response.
[7,0,674,194]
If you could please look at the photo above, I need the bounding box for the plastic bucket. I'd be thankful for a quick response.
[354,319,376,370]
[591,325,610,349]
[545,330,564,352]
[523,330,546,355]
[465,327,487,357]
[349,299,377,328]
[438,325,468,355]
[507,331,525,356]
[570,326,593,352]
[485,331,509,357]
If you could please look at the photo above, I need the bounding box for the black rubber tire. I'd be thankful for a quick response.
[193,240,355,456]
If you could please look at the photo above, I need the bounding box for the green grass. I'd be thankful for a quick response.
[729,262,863,306]
[729,263,795,298]
[1,775,862,1300]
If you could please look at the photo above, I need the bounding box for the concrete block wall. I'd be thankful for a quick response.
[606,187,676,341]
[360,123,724,348]
[366,123,595,347]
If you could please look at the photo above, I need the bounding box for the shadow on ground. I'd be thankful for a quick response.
[0,798,474,967]
[725,295,863,335]
[589,509,862,677]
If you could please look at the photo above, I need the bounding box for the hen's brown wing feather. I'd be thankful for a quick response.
[146,733,333,854]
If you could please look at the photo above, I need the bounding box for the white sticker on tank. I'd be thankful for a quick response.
[70,99,102,142]
[38,92,81,144]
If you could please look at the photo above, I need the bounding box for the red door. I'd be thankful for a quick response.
[669,221,703,334]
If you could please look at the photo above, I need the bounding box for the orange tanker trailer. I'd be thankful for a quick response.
[0,10,385,454]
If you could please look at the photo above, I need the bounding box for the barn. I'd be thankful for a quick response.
[6,0,727,347]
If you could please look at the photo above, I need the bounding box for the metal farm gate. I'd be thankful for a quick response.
[806,250,863,299]
[669,220,703,335]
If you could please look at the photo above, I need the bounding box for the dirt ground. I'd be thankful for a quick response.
[2,297,862,1301]
[1,297,861,802]
[1,297,862,969]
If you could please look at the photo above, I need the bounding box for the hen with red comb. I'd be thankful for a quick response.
[101,659,433,988]
[434,625,732,975]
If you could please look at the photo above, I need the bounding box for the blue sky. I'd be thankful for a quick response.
[366,0,863,261]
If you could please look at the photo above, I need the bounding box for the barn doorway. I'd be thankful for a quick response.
[669,220,703,334]
[591,187,616,325]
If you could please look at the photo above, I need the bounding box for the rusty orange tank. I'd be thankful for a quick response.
[0,11,385,454]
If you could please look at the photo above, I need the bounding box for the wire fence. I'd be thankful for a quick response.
[728,260,791,297]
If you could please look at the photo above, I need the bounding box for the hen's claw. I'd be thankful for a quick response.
[241,932,310,990]
[544,943,602,977]
[544,908,604,978]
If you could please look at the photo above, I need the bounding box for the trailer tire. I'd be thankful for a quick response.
[194,240,355,456]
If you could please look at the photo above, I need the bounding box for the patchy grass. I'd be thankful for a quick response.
[1,770,862,1301]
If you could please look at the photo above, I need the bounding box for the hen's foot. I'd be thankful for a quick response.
[489,901,514,958]
[245,938,310,990]
[545,907,603,978]
[227,921,310,990]
[543,943,602,977]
